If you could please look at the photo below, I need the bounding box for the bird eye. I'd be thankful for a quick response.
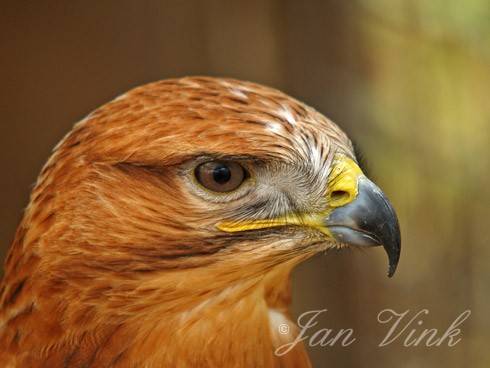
[194,161,247,193]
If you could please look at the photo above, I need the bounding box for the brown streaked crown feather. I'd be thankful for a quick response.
[0,77,354,367]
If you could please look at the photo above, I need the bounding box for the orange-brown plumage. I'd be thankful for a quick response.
[0,77,399,367]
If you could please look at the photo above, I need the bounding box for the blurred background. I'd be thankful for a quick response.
[1,1,489,366]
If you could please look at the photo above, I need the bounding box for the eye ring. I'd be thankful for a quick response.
[194,161,248,193]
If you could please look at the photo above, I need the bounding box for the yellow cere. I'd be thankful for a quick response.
[326,155,363,208]
[216,154,364,235]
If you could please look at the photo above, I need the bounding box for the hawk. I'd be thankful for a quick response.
[0,77,400,367]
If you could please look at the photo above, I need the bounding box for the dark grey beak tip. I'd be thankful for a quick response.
[387,247,400,278]
[386,218,401,278]
[378,194,401,278]
[387,264,397,278]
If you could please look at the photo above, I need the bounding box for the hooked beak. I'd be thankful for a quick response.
[325,175,401,277]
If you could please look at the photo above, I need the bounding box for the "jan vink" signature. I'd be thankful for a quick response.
[275,308,471,356]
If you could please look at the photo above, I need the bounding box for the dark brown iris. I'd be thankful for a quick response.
[195,161,246,192]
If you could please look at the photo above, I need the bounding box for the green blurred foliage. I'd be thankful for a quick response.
[356,1,490,366]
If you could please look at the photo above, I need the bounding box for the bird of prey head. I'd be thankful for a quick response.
[0,77,400,367]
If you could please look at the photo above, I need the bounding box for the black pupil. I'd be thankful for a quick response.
[212,164,231,184]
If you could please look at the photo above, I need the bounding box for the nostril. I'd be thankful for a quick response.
[330,190,351,202]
